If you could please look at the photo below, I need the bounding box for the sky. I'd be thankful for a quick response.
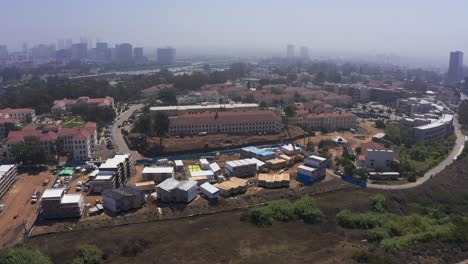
[2,0,468,63]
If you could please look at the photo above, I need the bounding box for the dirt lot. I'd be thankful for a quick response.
[152,126,306,153]
[25,155,468,264]
[0,170,54,248]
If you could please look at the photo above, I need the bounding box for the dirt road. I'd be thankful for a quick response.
[0,171,53,247]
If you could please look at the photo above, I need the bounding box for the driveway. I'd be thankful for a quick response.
[111,103,144,158]
[367,116,465,190]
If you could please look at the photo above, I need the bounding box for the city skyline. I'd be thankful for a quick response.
[2,0,468,63]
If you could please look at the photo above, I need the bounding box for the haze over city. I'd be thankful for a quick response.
[3,0,468,64]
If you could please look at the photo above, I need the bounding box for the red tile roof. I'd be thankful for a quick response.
[0,118,17,124]
[170,110,281,126]
[360,141,385,156]
[0,108,34,114]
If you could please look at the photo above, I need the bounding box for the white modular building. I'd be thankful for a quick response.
[0,164,16,199]
[142,166,175,182]
[199,159,210,170]
[40,188,85,219]
[225,159,257,178]
[200,182,220,199]
[102,185,145,214]
[156,178,198,203]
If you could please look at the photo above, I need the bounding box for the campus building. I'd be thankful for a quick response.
[51,96,114,113]
[291,112,357,132]
[4,122,98,161]
[357,141,395,171]
[168,110,282,136]
[150,103,259,116]
[399,114,454,144]
[0,108,36,123]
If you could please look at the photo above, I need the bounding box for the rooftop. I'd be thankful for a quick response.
[61,194,82,204]
[42,188,65,199]
[142,166,174,174]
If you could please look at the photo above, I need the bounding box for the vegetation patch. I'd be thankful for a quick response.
[242,196,324,227]
[336,195,468,252]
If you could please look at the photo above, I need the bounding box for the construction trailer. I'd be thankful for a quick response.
[199,159,210,170]
[0,165,16,200]
[142,166,174,182]
[209,162,221,176]
[278,154,294,166]
[199,182,220,199]
[281,144,300,156]
[90,170,117,193]
[174,160,184,171]
[257,173,290,188]
[40,188,84,219]
[266,158,287,170]
[215,177,248,196]
[240,146,260,159]
[304,155,328,168]
[247,158,267,172]
[254,149,277,161]
[296,165,325,184]
[224,159,257,178]
[156,178,198,203]
[102,185,145,214]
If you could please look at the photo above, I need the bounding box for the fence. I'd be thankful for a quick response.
[341,175,367,187]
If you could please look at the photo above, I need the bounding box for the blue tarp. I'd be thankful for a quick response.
[341,175,367,187]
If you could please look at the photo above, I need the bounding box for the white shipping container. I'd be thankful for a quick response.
[297,165,316,176]
[304,155,327,168]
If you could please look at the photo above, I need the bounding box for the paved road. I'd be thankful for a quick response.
[112,104,144,157]
[368,116,465,190]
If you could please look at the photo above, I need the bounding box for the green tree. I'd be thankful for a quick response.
[458,100,468,127]
[284,103,297,117]
[371,194,386,213]
[158,87,177,105]
[306,142,315,152]
[354,167,369,180]
[259,101,267,108]
[12,137,48,165]
[375,119,386,129]
[344,164,356,177]
[152,113,170,147]
[72,244,103,264]
[0,244,51,264]
[242,94,256,103]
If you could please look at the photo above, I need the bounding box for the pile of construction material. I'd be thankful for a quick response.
[215,177,248,196]
[257,173,290,188]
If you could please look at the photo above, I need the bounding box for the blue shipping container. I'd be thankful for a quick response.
[296,173,325,185]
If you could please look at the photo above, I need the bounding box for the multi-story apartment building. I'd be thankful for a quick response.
[4,122,97,161]
[0,118,19,137]
[399,114,454,144]
[397,98,435,115]
[168,110,282,136]
[0,108,36,123]
[150,103,259,116]
[52,96,114,113]
[290,112,357,132]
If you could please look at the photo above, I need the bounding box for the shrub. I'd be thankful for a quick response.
[371,194,386,212]
[72,244,103,264]
[269,200,296,222]
[351,249,391,264]
[336,210,386,229]
[0,244,51,264]
[246,206,275,227]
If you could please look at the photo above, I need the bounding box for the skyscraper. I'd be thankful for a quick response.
[133,47,144,63]
[115,43,133,63]
[95,42,110,62]
[0,45,8,60]
[286,44,295,58]
[157,47,176,65]
[71,43,88,61]
[448,51,464,83]
[299,46,309,59]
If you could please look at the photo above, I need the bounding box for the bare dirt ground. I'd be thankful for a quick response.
[152,126,306,153]
[0,170,54,247]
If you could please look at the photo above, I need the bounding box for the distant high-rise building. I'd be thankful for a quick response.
[95,42,110,62]
[133,47,144,63]
[71,43,87,61]
[65,38,73,49]
[57,39,65,50]
[115,43,133,63]
[31,44,55,62]
[286,44,295,58]
[465,77,468,91]
[157,47,176,65]
[56,49,72,63]
[80,37,88,44]
[299,46,309,59]
[0,45,8,60]
[448,51,464,83]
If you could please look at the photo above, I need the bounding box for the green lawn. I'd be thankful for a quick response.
[61,116,85,128]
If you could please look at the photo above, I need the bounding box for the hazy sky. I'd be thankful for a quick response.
[2,0,468,61]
